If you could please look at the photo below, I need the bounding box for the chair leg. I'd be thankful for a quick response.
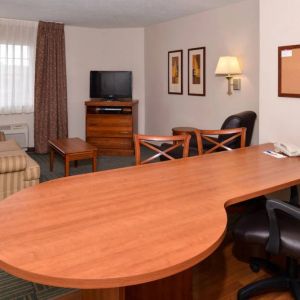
[287,258,298,278]
[249,257,282,274]
[291,280,300,300]
[238,276,290,300]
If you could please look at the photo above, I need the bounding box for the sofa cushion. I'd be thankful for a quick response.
[0,172,24,200]
[0,140,21,152]
[24,155,40,181]
[0,142,40,180]
[0,151,27,174]
[0,138,40,200]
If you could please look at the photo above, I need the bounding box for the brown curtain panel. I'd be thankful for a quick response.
[34,21,68,153]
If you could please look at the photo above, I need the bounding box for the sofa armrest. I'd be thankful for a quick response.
[0,131,6,142]
[0,155,27,174]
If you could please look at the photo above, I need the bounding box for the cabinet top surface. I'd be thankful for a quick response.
[85,99,138,107]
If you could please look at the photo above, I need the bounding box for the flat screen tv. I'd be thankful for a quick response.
[90,71,132,100]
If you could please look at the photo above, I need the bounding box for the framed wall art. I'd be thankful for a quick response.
[278,44,300,98]
[188,47,206,96]
[168,50,183,94]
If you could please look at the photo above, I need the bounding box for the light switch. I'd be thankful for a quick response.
[233,78,241,90]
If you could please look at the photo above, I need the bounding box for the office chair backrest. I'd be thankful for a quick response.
[134,134,191,165]
[220,111,257,147]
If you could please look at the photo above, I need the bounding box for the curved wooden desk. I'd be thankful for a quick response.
[0,144,299,300]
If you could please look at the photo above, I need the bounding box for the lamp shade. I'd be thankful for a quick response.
[215,56,241,75]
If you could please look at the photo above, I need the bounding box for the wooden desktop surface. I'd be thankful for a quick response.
[0,144,299,290]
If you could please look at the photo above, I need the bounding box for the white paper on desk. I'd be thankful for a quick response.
[263,150,286,159]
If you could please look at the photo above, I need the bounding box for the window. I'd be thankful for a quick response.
[0,19,37,114]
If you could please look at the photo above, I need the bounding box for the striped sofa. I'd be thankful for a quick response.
[0,132,40,200]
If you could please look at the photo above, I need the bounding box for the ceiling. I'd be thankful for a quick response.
[0,0,243,28]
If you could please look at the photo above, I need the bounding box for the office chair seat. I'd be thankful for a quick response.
[234,209,300,260]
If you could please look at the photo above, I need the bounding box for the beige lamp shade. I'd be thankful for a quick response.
[215,56,242,75]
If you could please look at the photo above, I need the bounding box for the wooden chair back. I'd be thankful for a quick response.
[134,134,191,165]
[195,127,246,154]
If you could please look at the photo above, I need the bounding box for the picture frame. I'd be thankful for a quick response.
[188,47,206,96]
[278,44,300,98]
[168,50,183,94]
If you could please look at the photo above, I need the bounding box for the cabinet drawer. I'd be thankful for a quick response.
[87,115,132,137]
[87,127,132,137]
[87,137,133,150]
[87,115,132,127]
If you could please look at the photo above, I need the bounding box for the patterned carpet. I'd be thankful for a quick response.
[0,150,149,300]
[0,268,74,299]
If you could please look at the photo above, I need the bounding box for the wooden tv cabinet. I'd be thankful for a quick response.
[85,99,138,156]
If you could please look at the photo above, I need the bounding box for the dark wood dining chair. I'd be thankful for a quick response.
[195,127,246,154]
[134,134,191,165]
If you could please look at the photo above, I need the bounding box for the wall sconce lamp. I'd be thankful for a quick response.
[215,56,242,95]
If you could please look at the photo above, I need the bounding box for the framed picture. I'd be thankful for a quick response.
[188,47,206,96]
[278,44,300,98]
[168,50,183,94]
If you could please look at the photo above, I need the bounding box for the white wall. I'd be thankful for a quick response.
[65,26,145,139]
[259,0,300,145]
[144,0,259,144]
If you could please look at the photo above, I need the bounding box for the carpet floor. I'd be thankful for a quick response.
[0,150,153,300]
[29,151,140,182]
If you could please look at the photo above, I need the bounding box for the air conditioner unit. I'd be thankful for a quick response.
[0,124,29,150]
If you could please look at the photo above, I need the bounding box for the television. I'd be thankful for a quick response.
[90,71,132,100]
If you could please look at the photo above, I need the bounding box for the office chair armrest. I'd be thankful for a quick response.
[266,198,300,255]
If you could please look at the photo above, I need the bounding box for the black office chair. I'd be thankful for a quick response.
[233,186,300,299]
[160,111,257,160]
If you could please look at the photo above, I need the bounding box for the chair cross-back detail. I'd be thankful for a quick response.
[195,128,246,154]
[134,134,191,165]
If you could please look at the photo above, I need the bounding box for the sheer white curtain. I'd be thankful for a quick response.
[0,19,37,114]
